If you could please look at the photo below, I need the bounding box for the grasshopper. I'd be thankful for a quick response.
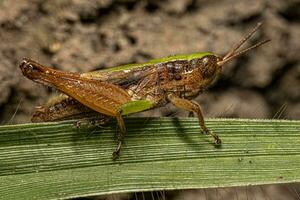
[19,23,270,159]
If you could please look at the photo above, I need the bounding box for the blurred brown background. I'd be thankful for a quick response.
[0,0,299,124]
[0,0,299,199]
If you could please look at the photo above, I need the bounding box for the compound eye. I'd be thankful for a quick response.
[200,56,217,78]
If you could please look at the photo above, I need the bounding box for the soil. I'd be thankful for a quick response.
[0,0,299,199]
[0,0,299,124]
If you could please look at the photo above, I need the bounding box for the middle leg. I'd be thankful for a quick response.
[112,113,127,159]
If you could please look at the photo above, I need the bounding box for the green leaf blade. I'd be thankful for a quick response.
[0,118,299,199]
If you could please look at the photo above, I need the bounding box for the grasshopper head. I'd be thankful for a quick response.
[197,55,223,80]
[195,23,270,88]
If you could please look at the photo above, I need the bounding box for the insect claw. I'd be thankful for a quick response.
[112,152,119,160]
[112,141,122,160]
[214,137,222,145]
[203,129,221,145]
[73,121,82,129]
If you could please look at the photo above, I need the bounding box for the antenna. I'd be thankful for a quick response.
[218,23,270,66]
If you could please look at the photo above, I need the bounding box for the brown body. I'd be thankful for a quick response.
[29,55,221,123]
[83,55,220,105]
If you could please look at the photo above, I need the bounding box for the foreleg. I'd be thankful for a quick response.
[168,94,221,144]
